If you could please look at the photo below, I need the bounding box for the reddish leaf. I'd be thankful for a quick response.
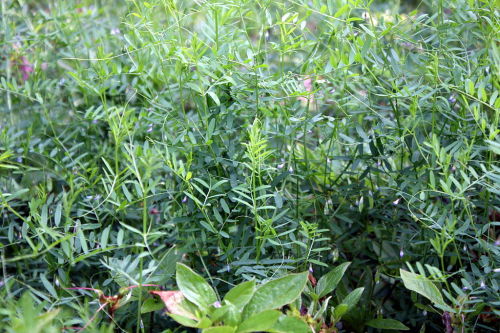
[149,290,197,320]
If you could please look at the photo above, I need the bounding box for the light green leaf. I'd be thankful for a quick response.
[40,274,57,298]
[333,304,349,320]
[141,298,164,314]
[269,315,311,333]
[220,302,241,327]
[316,262,350,298]
[196,317,213,329]
[203,327,236,333]
[242,272,308,319]
[169,313,200,328]
[340,287,364,311]
[332,286,364,319]
[237,310,281,333]
[176,263,217,311]
[224,280,256,310]
[366,318,409,330]
[399,269,445,306]
[207,90,220,106]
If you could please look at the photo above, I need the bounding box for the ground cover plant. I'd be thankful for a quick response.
[0,0,499,331]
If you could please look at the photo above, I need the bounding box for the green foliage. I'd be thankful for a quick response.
[400,268,445,307]
[0,0,499,331]
[3,293,60,333]
[365,318,410,331]
[159,263,310,332]
[176,263,218,312]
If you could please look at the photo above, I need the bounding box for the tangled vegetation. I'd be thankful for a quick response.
[0,0,499,332]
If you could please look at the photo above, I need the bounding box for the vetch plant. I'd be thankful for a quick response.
[0,0,498,331]
[400,263,498,332]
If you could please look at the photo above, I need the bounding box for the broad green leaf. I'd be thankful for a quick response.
[333,304,349,320]
[203,327,236,333]
[340,287,364,311]
[220,302,241,327]
[333,288,365,320]
[269,315,311,333]
[237,310,281,333]
[366,318,409,330]
[210,304,230,322]
[197,317,213,329]
[399,269,445,306]
[176,263,218,311]
[169,313,200,328]
[224,280,256,310]
[141,298,164,314]
[242,272,308,319]
[316,262,351,298]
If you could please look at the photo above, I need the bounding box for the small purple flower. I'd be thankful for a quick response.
[277,162,285,169]
[495,239,500,246]
[16,156,23,163]
[212,301,221,308]
[493,268,500,273]
[448,95,456,104]
[147,124,153,133]
[393,198,401,205]
[399,249,404,258]
[442,312,453,333]
[308,265,313,273]
[19,56,34,81]
[300,305,308,316]
[92,119,98,124]
[480,281,486,289]
[288,166,293,173]
[182,196,188,203]
[110,28,121,36]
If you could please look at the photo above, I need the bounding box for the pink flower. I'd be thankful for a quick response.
[19,56,34,81]
[298,77,314,104]
[303,78,313,91]
[149,207,160,215]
